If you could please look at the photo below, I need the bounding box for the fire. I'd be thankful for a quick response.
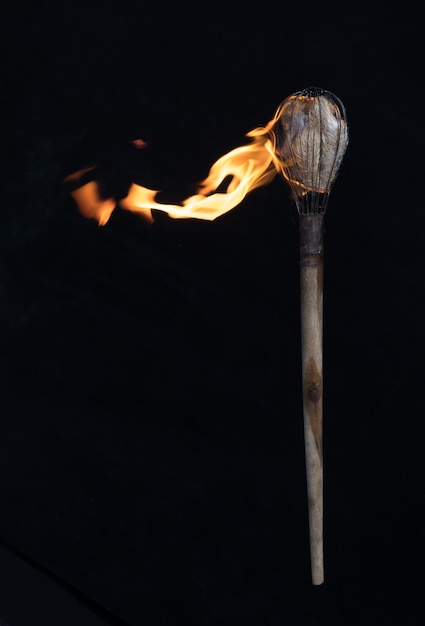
[122,130,277,221]
[66,108,285,224]
[66,181,117,226]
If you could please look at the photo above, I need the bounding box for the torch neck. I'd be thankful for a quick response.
[299,214,324,256]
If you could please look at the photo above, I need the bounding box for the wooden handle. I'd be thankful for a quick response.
[299,214,324,585]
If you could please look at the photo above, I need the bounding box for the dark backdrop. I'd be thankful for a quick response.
[1,1,423,624]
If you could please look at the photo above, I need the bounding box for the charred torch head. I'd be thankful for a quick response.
[274,87,348,215]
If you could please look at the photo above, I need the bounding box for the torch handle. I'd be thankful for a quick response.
[299,214,324,585]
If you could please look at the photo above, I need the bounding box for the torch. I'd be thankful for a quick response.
[274,87,349,584]
[67,87,348,585]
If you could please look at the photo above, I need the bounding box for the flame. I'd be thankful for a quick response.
[66,106,287,224]
[64,166,96,182]
[68,181,117,226]
[122,128,278,221]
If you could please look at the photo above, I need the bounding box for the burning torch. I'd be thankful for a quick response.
[66,86,349,586]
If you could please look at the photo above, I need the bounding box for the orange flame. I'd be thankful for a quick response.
[68,180,117,226]
[67,108,284,224]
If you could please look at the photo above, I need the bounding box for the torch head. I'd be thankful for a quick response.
[274,87,349,214]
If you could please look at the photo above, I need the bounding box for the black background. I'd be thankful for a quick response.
[1,1,424,624]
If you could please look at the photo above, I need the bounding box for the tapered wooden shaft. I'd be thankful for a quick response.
[299,213,324,585]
